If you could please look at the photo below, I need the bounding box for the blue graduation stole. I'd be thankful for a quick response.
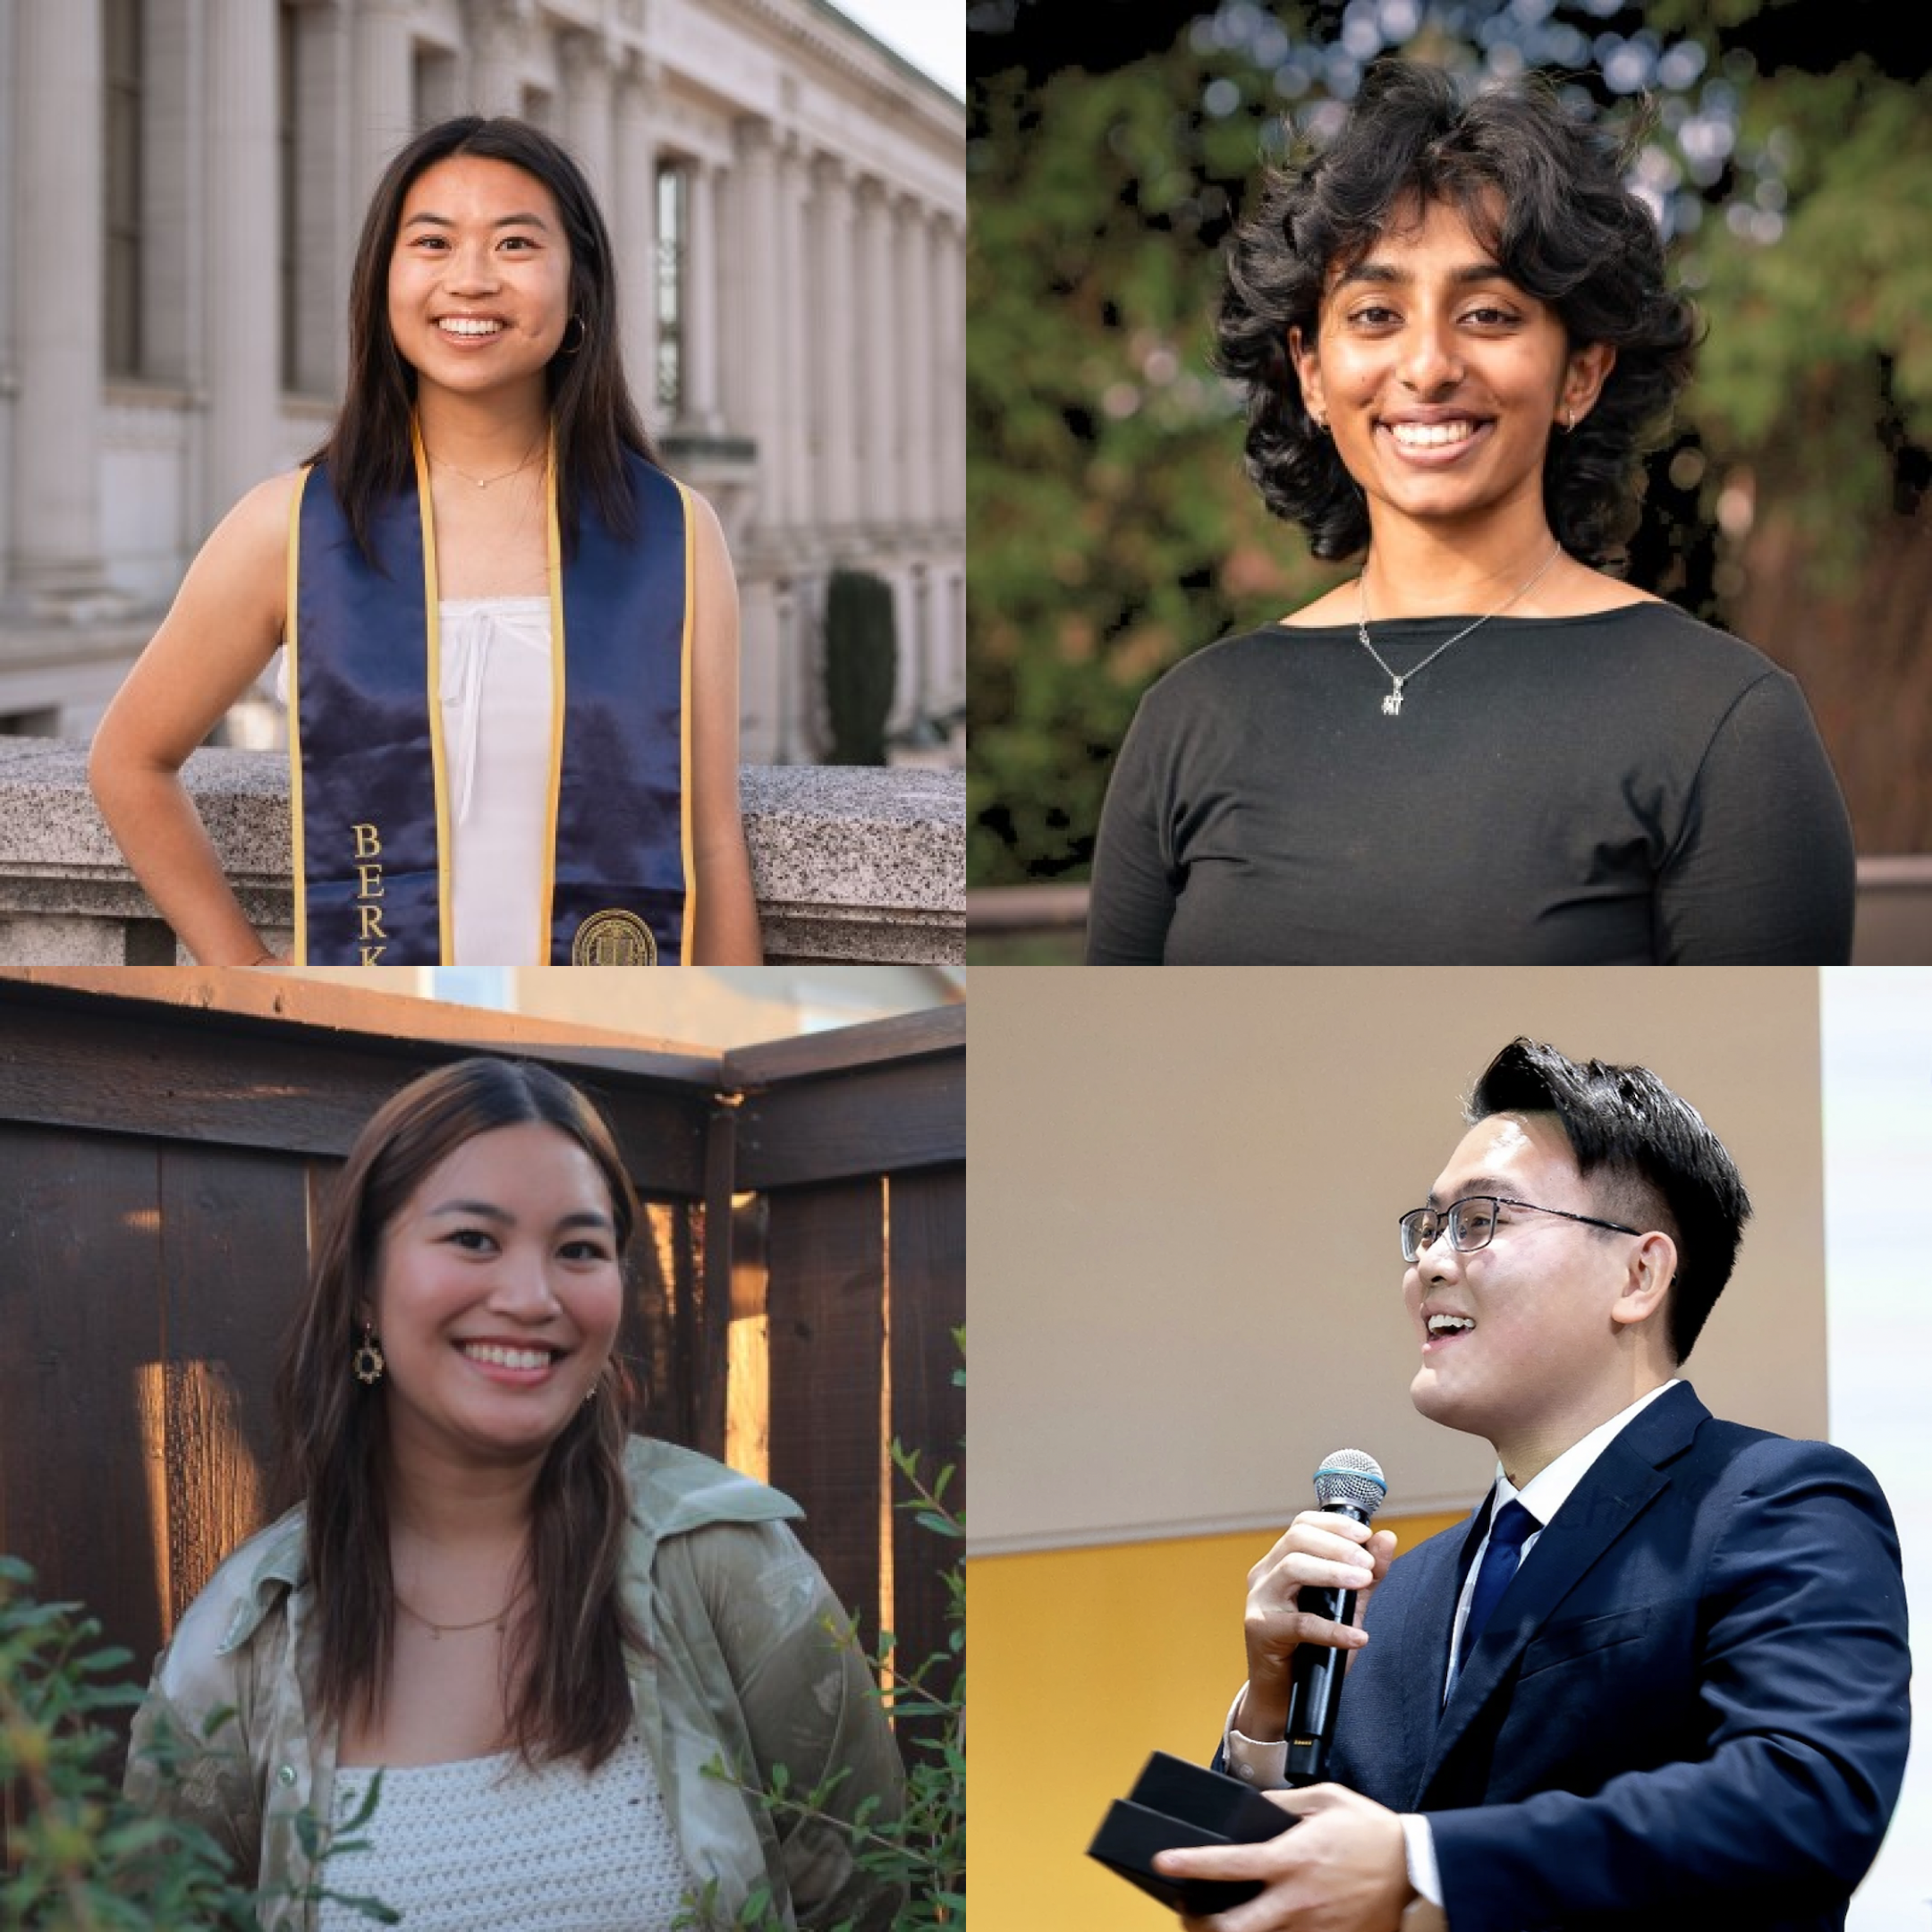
[286,421,694,965]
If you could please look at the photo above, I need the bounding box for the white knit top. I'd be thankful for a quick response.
[317,1730,693,1932]
[274,594,555,966]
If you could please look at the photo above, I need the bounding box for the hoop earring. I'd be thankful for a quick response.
[352,1324,386,1386]
[560,314,587,356]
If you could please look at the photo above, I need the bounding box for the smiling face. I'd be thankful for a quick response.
[1404,1112,1674,1480]
[386,154,573,406]
[365,1119,623,1469]
[1292,194,1614,543]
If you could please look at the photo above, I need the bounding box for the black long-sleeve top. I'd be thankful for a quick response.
[1084,603,1856,964]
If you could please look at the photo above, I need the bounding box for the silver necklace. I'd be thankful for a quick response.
[1356,540,1564,716]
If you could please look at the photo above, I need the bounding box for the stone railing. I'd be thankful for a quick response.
[0,740,963,965]
[965,864,1932,966]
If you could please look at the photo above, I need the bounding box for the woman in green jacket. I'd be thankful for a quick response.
[124,1056,902,1931]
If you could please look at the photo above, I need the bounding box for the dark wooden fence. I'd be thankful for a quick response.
[0,976,963,1790]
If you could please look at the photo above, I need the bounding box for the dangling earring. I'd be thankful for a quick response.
[352,1323,386,1386]
[1565,404,1577,433]
[560,314,587,356]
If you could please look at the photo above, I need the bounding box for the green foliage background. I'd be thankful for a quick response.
[967,1,1932,891]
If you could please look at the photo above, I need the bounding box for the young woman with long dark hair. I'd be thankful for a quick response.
[125,1057,902,1929]
[89,118,761,967]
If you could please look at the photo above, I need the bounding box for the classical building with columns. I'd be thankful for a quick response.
[0,0,965,766]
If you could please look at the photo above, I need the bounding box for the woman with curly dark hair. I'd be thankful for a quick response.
[1085,58,1854,965]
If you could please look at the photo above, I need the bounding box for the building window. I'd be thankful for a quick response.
[414,44,458,131]
[656,160,687,418]
[104,0,144,377]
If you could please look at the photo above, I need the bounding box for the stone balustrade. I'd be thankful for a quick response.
[0,740,963,965]
[963,867,1932,966]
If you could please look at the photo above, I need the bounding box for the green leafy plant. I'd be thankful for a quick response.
[824,567,900,766]
[0,1555,394,1929]
[679,1340,966,1931]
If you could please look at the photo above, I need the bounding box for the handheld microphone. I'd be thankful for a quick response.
[1283,1447,1387,1787]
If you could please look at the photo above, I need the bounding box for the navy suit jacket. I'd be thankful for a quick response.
[1227,1385,1911,1931]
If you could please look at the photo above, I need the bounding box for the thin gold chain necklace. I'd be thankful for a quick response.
[1356,540,1564,716]
[426,436,545,491]
[394,1587,522,1639]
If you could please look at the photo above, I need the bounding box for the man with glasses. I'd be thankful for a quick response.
[1157,1038,1910,1932]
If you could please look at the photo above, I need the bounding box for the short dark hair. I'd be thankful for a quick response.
[313,114,659,567]
[1215,57,1699,567]
[1467,1037,1750,1361]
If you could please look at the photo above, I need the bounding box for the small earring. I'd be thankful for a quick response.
[1311,411,1328,434]
[560,314,587,356]
[1565,404,1577,433]
[352,1323,386,1386]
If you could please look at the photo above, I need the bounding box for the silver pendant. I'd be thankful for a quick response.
[1382,685,1403,716]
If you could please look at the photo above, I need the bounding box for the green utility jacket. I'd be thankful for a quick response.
[124,1437,905,1930]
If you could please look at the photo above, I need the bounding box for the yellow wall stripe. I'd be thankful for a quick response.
[970,1509,1470,1929]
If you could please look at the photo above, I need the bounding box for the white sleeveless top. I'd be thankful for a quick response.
[317,1730,692,1932]
[275,595,554,966]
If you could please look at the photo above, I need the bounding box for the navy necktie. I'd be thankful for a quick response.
[1453,1498,1538,1682]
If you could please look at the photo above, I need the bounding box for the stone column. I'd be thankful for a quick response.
[738,575,782,766]
[685,157,723,433]
[614,56,658,430]
[353,0,415,224]
[0,2,16,601]
[203,0,282,520]
[776,138,813,537]
[462,0,525,120]
[853,176,894,538]
[140,0,204,388]
[731,122,783,535]
[812,155,860,536]
[936,213,966,526]
[9,0,106,598]
[772,573,799,765]
[559,29,614,214]
[901,200,936,532]
[289,1,355,399]
[904,558,933,741]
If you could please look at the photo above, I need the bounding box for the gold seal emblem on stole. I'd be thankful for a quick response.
[571,909,657,966]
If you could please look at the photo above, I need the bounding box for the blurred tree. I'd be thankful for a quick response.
[968,0,1932,888]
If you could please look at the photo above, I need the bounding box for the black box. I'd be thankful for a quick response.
[1087,1750,1296,1915]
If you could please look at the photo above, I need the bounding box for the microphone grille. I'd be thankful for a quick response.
[1313,1448,1387,1516]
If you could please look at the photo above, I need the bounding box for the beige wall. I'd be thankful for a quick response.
[970,966,1827,1553]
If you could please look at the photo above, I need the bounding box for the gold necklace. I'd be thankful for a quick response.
[427,438,545,490]
[394,1589,521,1640]
[1356,540,1564,716]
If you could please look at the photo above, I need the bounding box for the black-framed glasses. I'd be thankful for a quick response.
[1398,1195,1642,1264]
